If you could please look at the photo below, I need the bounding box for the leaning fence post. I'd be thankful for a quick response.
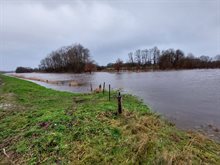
[109,84,111,101]
[103,82,105,94]
[117,92,122,114]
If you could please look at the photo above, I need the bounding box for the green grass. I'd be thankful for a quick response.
[0,74,220,164]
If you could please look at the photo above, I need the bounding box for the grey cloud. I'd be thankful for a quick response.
[0,0,219,70]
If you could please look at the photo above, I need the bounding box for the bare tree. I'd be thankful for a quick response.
[214,54,220,61]
[135,49,141,65]
[128,52,134,64]
[39,44,91,73]
[152,46,160,65]
[200,55,210,62]
[84,60,96,74]
[141,49,148,65]
[114,58,123,72]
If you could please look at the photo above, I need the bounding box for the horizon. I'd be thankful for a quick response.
[0,0,220,70]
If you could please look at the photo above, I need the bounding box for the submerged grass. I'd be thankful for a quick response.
[0,74,219,164]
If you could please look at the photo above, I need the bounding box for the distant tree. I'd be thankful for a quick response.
[212,54,220,68]
[152,47,160,65]
[114,58,123,72]
[200,55,210,62]
[128,52,134,64]
[141,49,148,65]
[214,54,220,61]
[96,65,106,71]
[174,49,185,68]
[16,67,34,73]
[39,44,92,73]
[107,63,114,68]
[158,49,175,69]
[135,49,141,65]
[84,60,96,73]
[186,53,194,59]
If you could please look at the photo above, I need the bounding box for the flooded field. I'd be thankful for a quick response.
[9,69,220,139]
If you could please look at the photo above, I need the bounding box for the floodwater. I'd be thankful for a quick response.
[10,69,220,139]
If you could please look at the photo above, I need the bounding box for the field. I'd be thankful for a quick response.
[0,74,220,164]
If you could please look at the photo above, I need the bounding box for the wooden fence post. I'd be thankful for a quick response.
[103,82,105,94]
[99,84,102,92]
[117,92,122,114]
[109,84,111,101]
[90,83,93,92]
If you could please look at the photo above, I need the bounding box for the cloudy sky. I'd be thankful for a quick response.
[0,0,219,70]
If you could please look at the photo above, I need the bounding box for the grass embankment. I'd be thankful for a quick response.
[0,74,220,164]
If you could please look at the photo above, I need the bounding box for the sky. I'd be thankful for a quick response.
[0,0,220,71]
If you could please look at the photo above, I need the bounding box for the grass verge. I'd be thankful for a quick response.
[0,74,220,164]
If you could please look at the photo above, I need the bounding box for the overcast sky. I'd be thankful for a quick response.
[0,0,219,70]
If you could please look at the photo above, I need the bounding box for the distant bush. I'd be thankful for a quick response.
[15,67,34,73]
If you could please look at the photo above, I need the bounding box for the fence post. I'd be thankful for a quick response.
[103,82,105,94]
[90,83,93,92]
[117,92,122,114]
[109,84,111,101]
[99,84,102,92]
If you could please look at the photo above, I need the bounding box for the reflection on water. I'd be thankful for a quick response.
[10,69,220,139]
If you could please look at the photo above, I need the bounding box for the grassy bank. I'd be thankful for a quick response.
[0,74,219,164]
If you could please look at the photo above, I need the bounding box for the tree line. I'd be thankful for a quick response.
[15,44,220,73]
[106,47,220,72]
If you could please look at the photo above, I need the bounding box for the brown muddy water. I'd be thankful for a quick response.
[8,69,220,140]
